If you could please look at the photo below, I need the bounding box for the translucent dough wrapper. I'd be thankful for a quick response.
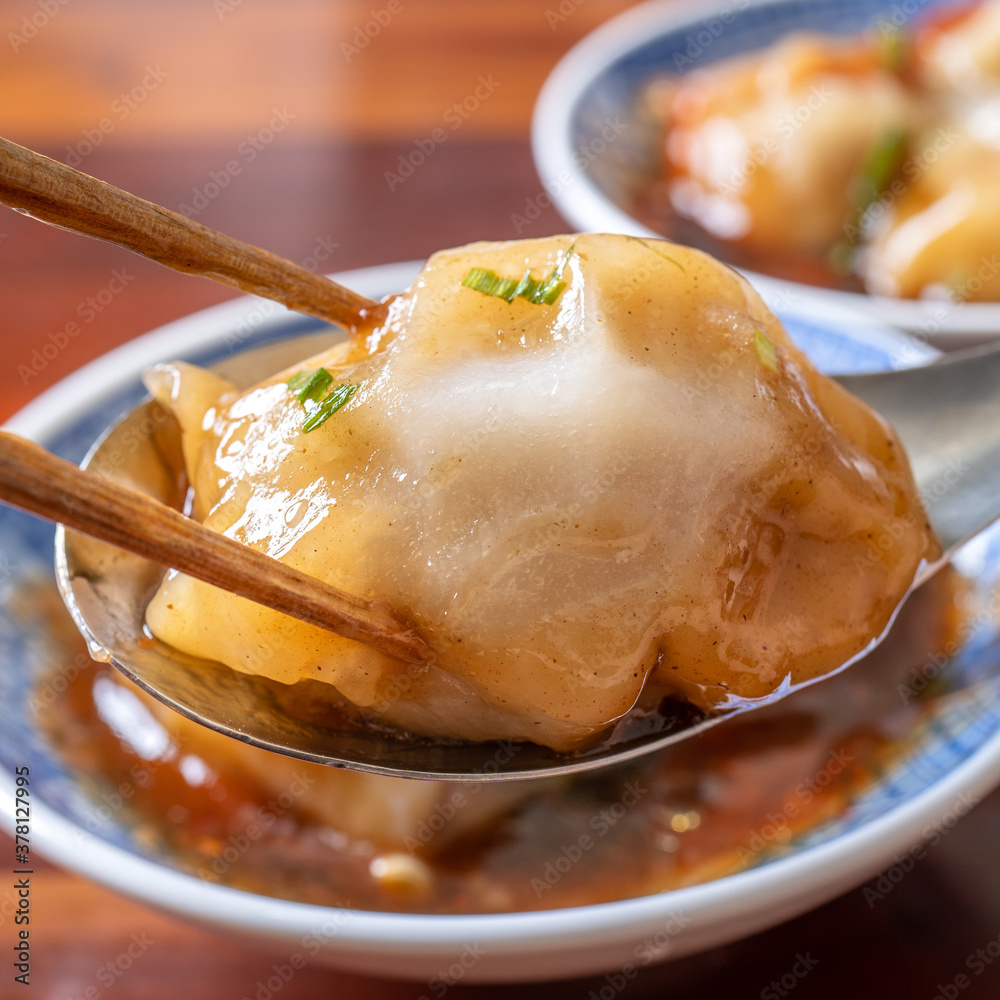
[144,234,938,751]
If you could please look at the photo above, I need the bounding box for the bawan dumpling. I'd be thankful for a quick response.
[143,234,938,752]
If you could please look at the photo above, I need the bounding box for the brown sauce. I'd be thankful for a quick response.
[27,571,966,914]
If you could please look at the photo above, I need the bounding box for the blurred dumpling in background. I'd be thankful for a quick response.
[644,0,1000,301]
[917,0,1000,96]
[652,34,920,257]
[859,130,1000,301]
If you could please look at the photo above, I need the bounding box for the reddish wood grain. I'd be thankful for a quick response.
[3,2,1000,998]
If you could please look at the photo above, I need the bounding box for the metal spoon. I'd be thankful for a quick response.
[3,135,997,781]
[42,331,1000,781]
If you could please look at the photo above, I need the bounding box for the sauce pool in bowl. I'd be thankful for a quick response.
[24,568,969,914]
[3,264,1000,979]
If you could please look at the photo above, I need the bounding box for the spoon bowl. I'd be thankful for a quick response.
[53,323,1000,780]
[3,135,989,780]
[55,331,710,780]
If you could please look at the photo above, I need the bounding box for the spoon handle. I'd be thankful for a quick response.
[0,136,379,331]
[0,430,432,664]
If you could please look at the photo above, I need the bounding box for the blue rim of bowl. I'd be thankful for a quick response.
[1,262,998,968]
[531,0,1000,340]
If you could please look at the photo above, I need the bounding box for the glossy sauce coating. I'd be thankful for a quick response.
[143,234,937,751]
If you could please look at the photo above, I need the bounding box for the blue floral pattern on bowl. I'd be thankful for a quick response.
[1,270,998,902]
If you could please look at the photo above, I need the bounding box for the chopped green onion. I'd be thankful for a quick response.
[625,235,685,272]
[462,266,566,305]
[294,367,334,405]
[285,367,360,432]
[302,383,359,432]
[754,328,778,372]
[855,127,907,216]
[877,26,908,72]
[463,268,521,301]
[832,125,908,273]
[828,241,858,277]
[530,270,568,304]
[462,245,574,306]
[286,369,314,392]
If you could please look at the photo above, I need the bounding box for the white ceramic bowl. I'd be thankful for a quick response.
[3,265,1000,983]
[532,0,1000,345]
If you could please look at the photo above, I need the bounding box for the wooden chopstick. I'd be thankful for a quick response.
[0,430,434,665]
[0,135,380,332]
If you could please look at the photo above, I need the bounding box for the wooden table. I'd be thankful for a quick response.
[2,1,1000,996]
